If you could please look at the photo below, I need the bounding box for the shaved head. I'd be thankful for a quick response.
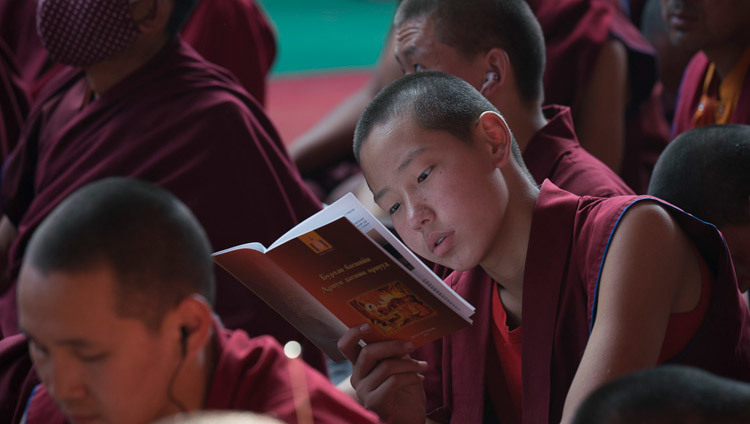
[649,124,750,226]
[23,177,215,330]
[354,71,528,173]
[394,0,545,104]
[572,365,750,424]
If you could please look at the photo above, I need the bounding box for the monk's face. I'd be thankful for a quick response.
[394,16,486,90]
[360,115,510,272]
[720,223,750,292]
[18,264,182,424]
[660,0,750,52]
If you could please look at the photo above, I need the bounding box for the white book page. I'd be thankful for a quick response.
[342,196,475,319]
[212,242,267,256]
[268,193,361,250]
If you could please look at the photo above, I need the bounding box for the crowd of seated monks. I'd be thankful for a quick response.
[1,0,749,423]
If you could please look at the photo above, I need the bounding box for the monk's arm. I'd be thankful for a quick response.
[289,31,402,175]
[0,216,17,279]
[574,39,628,174]
[560,202,702,423]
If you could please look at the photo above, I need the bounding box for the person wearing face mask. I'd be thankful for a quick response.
[663,0,750,136]
[0,0,277,105]
[0,0,327,373]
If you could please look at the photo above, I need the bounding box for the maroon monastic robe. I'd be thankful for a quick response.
[418,181,750,423]
[528,0,669,193]
[0,0,47,87]
[181,0,276,105]
[524,106,633,197]
[0,334,37,424]
[672,51,750,138]
[0,0,275,105]
[0,38,29,161]
[18,324,381,424]
[0,38,327,370]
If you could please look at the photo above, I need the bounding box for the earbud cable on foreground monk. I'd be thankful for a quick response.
[167,327,190,412]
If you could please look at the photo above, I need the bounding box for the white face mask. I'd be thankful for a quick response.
[37,0,141,67]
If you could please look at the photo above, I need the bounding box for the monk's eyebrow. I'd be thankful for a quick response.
[397,146,428,173]
[22,328,93,349]
[374,187,389,203]
[373,146,429,203]
[400,45,417,61]
[54,338,95,348]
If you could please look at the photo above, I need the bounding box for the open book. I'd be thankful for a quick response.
[213,193,475,362]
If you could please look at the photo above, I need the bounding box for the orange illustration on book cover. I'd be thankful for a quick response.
[267,218,468,348]
[212,193,474,361]
[349,281,435,335]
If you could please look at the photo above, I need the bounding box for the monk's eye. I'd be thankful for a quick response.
[414,64,426,72]
[389,202,401,215]
[75,351,109,363]
[417,166,432,183]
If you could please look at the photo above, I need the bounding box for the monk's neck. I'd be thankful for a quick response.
[166,339,215,416]
[480,168,538,312]
[495,99,547,153]
[706,38,750,79]
[85,34,169,96]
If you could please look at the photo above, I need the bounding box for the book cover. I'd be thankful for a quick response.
[213,194,474,362]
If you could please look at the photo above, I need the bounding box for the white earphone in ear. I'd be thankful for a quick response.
[480,71,499,93]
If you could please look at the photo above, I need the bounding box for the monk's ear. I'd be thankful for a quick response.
[479,48,510,97]
[477,111,512,168]
[132,0,173,34]
[171,294,213,359]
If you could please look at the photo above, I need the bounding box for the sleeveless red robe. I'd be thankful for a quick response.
[418,181,750,423]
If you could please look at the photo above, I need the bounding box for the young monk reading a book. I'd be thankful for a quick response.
[337,71,750,424]
[10,178,379,424]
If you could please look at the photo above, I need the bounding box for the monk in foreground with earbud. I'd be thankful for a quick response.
[10,178,379,424]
